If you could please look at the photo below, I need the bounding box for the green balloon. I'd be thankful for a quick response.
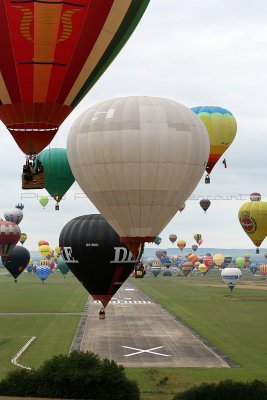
[57,259,69,276]
[39,148,75,205]
[39,196,49,208]
[235,257,245,267]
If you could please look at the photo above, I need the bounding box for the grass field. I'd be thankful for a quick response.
[0,271,87,377]
[1,268,267,400]
[127,269,267,399]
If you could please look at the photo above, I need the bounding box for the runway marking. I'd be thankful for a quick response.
[122,345,170,357]
[11,336,36,370]
[125,288,135,291]
[93,300,152,304]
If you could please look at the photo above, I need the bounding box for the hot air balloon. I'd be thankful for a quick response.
[0,1,150,161]
[213,254,224,267]
[250,192,261,202]
[39,148,75,210]
[36,265,52,283]
[198,263,208,274]
[259,264,267,279]
[182,262,194,277]
[191,106,237,183]
[160,256,172,268]
[188,254,198,265]
[235,257,245,268]
[155,249,166,259]
[238,199,267,253]
[2,246,30,282]
[169,234,177,244]
[265,253,267,260]
[200,199,211,213]
[39,196,49,209]
[203,255,214,269]
[67,96,210,257]
[38,240,49,247]
[54,246,62,255]
[194,234,202,244]
[59,214,141,309]
[153,237,162,245]
[151,265,161,277]
[19,233,27,246]
[0,220,21,256]
[57,259,69,277]
[249,263,258,275]
[198,239,203,245]
[221,267,242,292]
[191,244,198,252]
[4,208,23,225]
[38,244,51,258]
[15,203,24,210]
[177,240,186,251]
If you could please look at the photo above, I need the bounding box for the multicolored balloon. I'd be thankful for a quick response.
[191,106,237,182]
[0,220,21,256]
[177,240,186,251]
[0,1,150,155]
[238,199,267,253]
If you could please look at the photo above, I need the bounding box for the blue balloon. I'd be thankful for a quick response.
[36,265,51,282]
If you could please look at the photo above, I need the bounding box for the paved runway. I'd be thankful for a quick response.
[78,282,231,368]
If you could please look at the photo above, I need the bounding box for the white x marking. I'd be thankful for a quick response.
[122,345,170,357]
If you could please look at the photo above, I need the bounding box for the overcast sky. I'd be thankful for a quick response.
[1,0,267,252]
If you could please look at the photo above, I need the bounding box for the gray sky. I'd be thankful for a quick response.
[1,0,267,251]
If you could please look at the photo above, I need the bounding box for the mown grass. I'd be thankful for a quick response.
[127,269,267,399]
[0,271,87,377]
[1,269,267,400]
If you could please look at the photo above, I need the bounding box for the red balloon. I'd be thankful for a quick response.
[0,219,21,256]
[0,1,150,155]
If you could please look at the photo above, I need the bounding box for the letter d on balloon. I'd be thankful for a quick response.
[62,247,78,263]
[111,247,139,263]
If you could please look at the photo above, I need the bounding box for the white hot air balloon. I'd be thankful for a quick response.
[4,208,23,225]
[221,267,242,292]
[67,96,209,256]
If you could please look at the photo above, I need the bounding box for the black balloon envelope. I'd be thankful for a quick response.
[59,214,141,308]
[2,245,30,282]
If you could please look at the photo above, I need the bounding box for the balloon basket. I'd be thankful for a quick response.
[22,172,45,189]
[55,204,59,211]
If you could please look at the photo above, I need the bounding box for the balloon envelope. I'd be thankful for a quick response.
[238,201,267,251]
[20,233,27,246]
[36,265,52,282]
[200,199,211,212]
[2,245,30,280]
[39,197,49,208]
[67,96,209,256]
[0,220,21,256]
[59,214,141,308]
[0,1,150,155]
[191,106,237,175]
[39,148,75,205]
[4,208,23,225]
